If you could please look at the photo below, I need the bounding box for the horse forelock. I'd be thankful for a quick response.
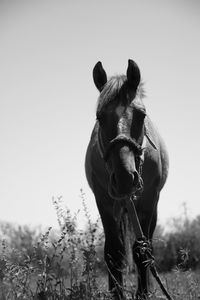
[96,75,145,115]
[97,75,126,114]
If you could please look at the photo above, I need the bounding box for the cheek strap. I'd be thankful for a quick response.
[144,123,158,151]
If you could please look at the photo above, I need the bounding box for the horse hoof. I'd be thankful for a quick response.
[134,293,151,300]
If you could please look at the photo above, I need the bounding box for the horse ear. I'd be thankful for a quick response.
[126,59,141,91]
[93,61,107,92]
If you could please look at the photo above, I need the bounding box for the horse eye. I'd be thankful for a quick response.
[135,109,146,121]
[131,109,146,139]
[96,112,105,124]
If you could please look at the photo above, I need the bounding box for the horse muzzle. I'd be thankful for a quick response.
[108,170,141,200]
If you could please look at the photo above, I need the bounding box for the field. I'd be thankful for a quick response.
[0,196,200,299]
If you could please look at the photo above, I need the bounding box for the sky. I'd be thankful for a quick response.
[0,0,200,230]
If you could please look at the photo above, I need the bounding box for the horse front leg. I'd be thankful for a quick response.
[133,198,158,299]
[133,238,152,299]
[104,230,126,300]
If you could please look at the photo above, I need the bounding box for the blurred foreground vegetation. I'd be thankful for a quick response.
[0,195,200,299]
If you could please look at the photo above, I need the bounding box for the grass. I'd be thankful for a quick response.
[0,194,200,299]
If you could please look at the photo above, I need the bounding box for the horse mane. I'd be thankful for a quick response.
[97,75,145,114]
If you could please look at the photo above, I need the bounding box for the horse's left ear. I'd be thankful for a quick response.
[126,59,141,91]
[93,61,107,92]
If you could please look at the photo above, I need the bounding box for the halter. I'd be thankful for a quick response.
[104,134,143,162]
[97,118,157,169]
[98,127,145,159]
[98,127,146,193]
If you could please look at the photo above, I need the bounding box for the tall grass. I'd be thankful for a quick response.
[0,194,110,299]
[0,195,200,299]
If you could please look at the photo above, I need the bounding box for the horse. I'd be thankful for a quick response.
[85,59,169,299]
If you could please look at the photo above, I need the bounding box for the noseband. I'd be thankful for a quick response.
[98,130,145,183]
[103,134,143,162]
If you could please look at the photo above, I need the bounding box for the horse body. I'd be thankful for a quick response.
[85,60,169,299]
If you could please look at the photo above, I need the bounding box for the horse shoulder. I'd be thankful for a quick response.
[85,122,108,191]
[143,117,169,190]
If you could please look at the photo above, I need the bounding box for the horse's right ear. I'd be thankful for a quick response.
[93,61,107,92]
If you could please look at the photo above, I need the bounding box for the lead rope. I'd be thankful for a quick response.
[126,197,174,300]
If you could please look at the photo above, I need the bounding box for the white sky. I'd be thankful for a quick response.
[0,0,200,229]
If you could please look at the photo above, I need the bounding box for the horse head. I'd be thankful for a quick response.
[93,60,146,200]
